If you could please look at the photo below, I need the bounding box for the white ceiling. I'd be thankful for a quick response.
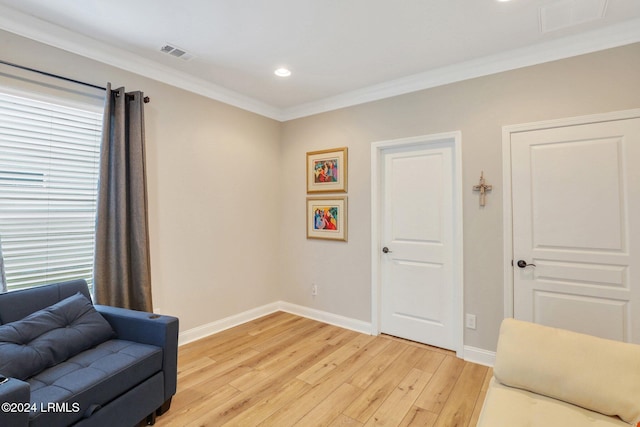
[0,0,639,121]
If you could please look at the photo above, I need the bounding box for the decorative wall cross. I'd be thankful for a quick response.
[473,171,492,207]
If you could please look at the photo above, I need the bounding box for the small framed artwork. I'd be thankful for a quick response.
[306,147,348,193]
[307,197,347,241]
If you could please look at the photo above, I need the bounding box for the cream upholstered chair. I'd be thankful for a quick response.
[477,319,640,427]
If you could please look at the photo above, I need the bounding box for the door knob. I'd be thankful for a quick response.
[382,246,392,254]
[516,260,536,268]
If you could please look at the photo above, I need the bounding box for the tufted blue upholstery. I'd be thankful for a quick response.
[0,280,91,325]
[0,293,114,380]
[27,339,162,427]
[0,280,178,427]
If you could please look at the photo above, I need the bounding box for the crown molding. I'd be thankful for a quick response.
[279,18,640,121]
[1,4,639,123]
[0,4,284,121]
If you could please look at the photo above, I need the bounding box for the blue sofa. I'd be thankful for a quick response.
[0,280,178,427]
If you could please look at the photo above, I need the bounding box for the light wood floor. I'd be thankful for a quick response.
[155,312,492,427]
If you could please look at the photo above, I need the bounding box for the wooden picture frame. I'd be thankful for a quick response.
[306,147,347,193]
[306,197,347,241]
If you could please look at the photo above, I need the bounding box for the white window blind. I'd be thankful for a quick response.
[0,91,102,291]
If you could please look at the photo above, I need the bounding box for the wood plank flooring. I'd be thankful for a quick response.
[155,312,492,427]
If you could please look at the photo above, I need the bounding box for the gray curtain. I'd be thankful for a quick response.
[93,84,153,312]
[0,236,6,292]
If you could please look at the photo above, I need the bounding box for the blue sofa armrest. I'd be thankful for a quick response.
[94,306,179,403]
[0,378,30,427]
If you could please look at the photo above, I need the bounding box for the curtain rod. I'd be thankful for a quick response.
[0,59,150,103]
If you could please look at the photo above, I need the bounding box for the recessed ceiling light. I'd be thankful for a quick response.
[274,68,292,77]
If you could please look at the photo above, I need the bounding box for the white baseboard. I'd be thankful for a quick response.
[463,345,496,367]
[178,301,280,346]
[178,301,373,345]
[278,301,374,335]
[179,302,495,368]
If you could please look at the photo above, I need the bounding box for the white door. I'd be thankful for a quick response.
[376,136,460,351]
[510,117,640,342]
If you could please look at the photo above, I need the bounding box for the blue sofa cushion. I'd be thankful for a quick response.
[27,339,163,427]
[0,293,114,380]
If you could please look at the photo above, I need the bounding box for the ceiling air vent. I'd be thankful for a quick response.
[539,0,608,33]
[160,44,194,61]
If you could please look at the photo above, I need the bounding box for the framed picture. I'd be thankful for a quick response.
[307,197,347,241]
[306,147,347,193]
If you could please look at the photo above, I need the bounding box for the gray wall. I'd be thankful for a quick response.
[2,27,639,352]
[1,30,283,332]
[279,43,640,351]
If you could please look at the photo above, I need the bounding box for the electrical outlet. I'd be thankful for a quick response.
[465,314,477,330]
[311,284,318,296]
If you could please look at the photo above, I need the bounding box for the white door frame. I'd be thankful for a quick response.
[371,131,464,357]
[502,108,640,319]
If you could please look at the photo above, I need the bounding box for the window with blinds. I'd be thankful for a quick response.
[0,91,102,291]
